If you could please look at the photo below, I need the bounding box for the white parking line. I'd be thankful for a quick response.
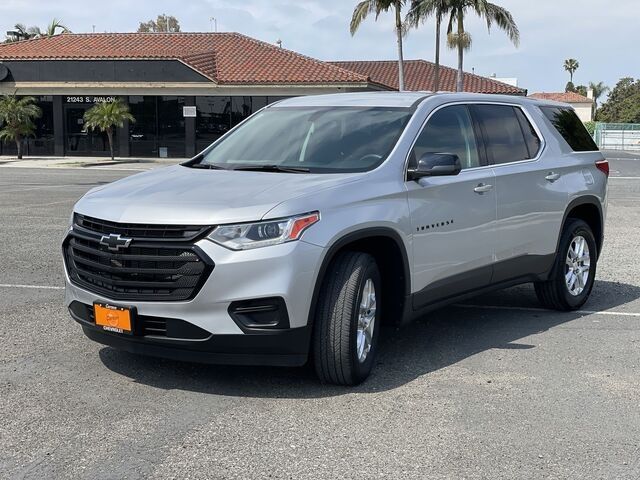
[609,176,640,180]
[455,303,640,317]
[0,284,64,290]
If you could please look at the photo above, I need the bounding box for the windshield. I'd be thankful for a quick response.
[197,107,413,173]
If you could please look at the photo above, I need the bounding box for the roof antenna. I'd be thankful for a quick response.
[276,39,283,48]
[92,25,96,33]
[209,17,218,32]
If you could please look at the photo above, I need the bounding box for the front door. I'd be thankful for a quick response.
[406,104,497,309]
[64,106,114,156]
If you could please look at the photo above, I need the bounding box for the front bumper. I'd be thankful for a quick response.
[64,237,325,366]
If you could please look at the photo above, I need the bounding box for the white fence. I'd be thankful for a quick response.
[594,123,640,151]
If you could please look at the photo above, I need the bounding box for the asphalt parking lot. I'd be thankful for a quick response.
[1,155,639,479]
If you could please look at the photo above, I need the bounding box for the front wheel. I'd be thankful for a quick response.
[535,219,597,311]
[313,251,381,385]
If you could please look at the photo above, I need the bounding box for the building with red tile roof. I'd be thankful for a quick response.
[330,60,524,95]
[529,92,594,121]
[0,32,526,158]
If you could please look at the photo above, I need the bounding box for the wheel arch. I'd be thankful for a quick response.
[307,227,411,332]
[558,195,604,259]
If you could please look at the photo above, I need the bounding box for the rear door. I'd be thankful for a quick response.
[407,104,497,308]
[472,103,565,282]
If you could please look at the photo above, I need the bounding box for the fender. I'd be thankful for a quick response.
[306,227,412,331]
[556,195,604,259]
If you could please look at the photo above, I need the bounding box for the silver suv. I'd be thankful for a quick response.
[63,92,608,385]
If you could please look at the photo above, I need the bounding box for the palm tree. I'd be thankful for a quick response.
[44,18,70,36]
[405,0,453,91]
[83,100,135,161]
[446,0,519,92]
[351,0,407,91]
[588,81,609,105]
[564,58,579,83]
[4,19,69,43]
[0,94,42,159]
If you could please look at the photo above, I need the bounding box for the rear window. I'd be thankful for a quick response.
[540,107,598,152]
[473,105,532,164]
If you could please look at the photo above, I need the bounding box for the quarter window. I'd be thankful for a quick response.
[514,108,541,158]
[540,106,598,152]
[411,105,480,170]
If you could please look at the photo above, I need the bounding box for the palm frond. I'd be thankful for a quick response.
[482,2,519,46]
[350,0,376,35]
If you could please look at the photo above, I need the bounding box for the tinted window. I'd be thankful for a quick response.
[474,105,530,164]
[200,107,412,173]
[540,107,598,152]
[411,105,480,170]
[514,108,541,157]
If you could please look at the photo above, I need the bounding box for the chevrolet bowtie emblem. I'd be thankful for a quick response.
[99,233,132,252]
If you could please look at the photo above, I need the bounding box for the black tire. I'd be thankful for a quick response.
[534,218,597,311]
[313,251,381,385]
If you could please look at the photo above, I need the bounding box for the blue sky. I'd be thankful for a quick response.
[1,0,637,96]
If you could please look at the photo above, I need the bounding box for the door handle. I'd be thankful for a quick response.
[545,172,561,182]
[473,183,494,194]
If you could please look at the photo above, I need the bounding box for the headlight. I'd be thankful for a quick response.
[208,212,320,250]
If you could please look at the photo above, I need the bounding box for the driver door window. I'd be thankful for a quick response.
[411,105,480,170]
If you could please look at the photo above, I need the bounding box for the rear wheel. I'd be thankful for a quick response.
[535,219,597,311]
[313,251,381,385]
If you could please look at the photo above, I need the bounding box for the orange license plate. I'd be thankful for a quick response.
[94,303,133,334]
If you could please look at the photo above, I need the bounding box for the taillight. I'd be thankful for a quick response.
[595,159,609,177]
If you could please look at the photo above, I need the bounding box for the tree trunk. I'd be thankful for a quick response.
[395,2,405,91]
[15,135,22,160]
[434,13,441,91]
[106,128,114,161]
[456,10,464,93]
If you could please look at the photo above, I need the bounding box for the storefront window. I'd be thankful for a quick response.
[129,96,158,157]
[196,96,231,153]
[158,96,186,158]
[0,96,54,156]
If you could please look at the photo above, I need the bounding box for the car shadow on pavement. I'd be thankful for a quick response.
[98,280,640,398]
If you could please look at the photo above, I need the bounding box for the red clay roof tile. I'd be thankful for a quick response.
[0,32,368,85]
[529,92,593,104]
[330,60,525,94]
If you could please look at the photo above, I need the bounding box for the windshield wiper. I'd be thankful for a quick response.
[187,163,227,170]
[231,164,311,173]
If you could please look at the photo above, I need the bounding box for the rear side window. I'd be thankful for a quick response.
[473,105,531,165]
[540,107,598,152]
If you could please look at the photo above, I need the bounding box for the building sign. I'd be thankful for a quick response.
[183,106,197,118]
[65,96,117,104]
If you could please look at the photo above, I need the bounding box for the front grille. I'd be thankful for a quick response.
[64,218,214,301]
[74,213,210,241]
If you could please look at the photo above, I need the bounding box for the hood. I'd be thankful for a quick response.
[75,165,362,225]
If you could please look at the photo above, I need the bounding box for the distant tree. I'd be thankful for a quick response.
[596,77,640,123]
[0,94,42,159]
[43,18,70,36]
[138,14,181,33]
[565,81,575,93]
[575,85,588,97]
[588,81,609,105]
[564,58,579,83]
[83,100,135,161]
[350,1,407,91]
[4,19,69,42]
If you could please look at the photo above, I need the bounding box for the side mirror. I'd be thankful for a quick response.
[408,153,462,180]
